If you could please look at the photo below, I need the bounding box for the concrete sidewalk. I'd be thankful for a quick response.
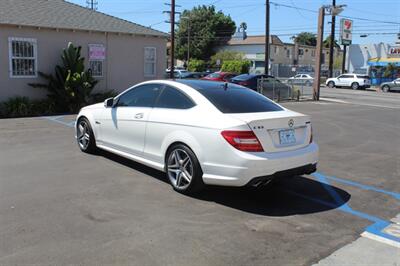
[314,214,400,266]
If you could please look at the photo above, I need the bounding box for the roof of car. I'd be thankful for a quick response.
[175,79,243,91]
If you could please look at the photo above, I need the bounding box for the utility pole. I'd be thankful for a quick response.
[313,7,325,101]
[86,0,98,10]
[187,19,190,64]
[181,16,191,64]
[164,1,179,78]
[328,0,336,78]
[264,0,270,75]
[341,44,347,74]
[170,0,176,79]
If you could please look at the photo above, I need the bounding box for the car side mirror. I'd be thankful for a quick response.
[104,98,115,108]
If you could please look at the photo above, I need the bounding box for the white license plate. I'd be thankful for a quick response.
[279,129,296,145]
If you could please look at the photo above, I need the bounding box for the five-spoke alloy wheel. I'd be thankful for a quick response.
[166,144,204,194]
[76,117,97,153]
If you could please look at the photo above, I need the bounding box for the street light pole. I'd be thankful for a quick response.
[265,0,270,75]
[328,0,336,78]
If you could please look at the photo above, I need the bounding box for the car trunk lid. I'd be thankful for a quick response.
[229,111,312,152]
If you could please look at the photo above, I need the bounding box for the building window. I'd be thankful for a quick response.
[311,50,316,57]
[89,60,103,77]
[9,37,37,77]
[144,47,156,77]
[298,49,304,56]
[274,46,279,54]
[286,49,290,58]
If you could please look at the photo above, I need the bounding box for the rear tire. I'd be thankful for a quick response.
[351,82,359,90]
[382,85,390,92]
[165,144,205,194]
[76,117,97,154]
[327,81,335,88]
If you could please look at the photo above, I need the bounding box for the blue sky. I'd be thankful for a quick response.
[69,0,400,45]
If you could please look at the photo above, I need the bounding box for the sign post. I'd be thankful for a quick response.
[340,19,353,74]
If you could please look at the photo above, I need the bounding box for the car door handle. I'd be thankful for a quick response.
[134,113,144,119]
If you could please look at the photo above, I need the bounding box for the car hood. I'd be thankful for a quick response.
[81,102,104,111]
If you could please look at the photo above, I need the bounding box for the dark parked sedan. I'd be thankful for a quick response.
[231,74,292,99]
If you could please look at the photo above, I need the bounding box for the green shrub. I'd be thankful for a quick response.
[188,59,206,72]
[0,97,56,118]
[221,60,250,74]
[29,42,98,113]
[210,50,245,67]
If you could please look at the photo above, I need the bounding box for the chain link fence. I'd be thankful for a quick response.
[257,77,315,102]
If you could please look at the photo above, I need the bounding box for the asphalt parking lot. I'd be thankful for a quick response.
[0,94,399,265]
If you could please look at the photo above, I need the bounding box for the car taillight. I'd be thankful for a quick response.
[221,130,263,152]
[239,81,249,86]
[310,125,313,144]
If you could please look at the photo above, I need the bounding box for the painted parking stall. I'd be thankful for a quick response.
[41,114,400,248]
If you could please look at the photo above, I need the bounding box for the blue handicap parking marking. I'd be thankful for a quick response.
[311,172,400,244]
[314,172,400,201]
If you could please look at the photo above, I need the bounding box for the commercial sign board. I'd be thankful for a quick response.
[340,19,353,45]
[88,44,106,60]
[388,45,400,57]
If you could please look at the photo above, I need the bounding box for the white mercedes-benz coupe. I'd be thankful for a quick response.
[76,80,318,194]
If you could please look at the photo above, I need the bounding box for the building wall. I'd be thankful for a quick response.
[347,43,389,73]
[0,25,167,101]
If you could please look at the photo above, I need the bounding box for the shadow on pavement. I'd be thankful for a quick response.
[97,150,350,217]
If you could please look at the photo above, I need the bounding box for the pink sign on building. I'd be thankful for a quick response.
[88,44,106,60]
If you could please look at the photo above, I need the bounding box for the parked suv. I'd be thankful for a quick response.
[326,74,370,90]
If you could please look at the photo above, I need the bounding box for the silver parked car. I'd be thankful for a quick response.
[287,74,314,86]
[380,78,400,92]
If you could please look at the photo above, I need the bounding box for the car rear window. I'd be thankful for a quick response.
[196,84,283,113]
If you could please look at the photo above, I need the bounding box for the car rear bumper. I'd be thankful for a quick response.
[201,142,319,187]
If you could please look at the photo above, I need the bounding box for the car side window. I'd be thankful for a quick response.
[155,86,195,109]
[116,84,162,107]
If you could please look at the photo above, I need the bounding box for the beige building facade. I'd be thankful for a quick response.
[221,33,342,76]
[0,0,168,102]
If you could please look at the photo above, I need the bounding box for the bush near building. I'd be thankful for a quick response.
[221,60,250,74]
[188,59,206,72]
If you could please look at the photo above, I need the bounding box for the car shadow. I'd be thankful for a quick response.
[96,150,350,217]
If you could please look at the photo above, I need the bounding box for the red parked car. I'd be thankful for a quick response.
[201,72,236,82]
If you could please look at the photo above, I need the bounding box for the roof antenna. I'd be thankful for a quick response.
[223,82,228,91]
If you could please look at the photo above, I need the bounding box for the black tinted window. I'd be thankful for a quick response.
[197,84,283,113]
[155,86,195,109]
[117,84,161,107]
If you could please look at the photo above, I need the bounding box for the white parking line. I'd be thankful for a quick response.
[361,231,400,249]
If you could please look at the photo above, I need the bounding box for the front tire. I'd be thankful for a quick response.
[327,81,335,88]
[76,117,97,153]
[351,82,359,90]
[382,85,390,92]
[166,144,205,194]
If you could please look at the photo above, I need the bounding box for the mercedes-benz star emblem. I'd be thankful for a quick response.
[288,119,294,128]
